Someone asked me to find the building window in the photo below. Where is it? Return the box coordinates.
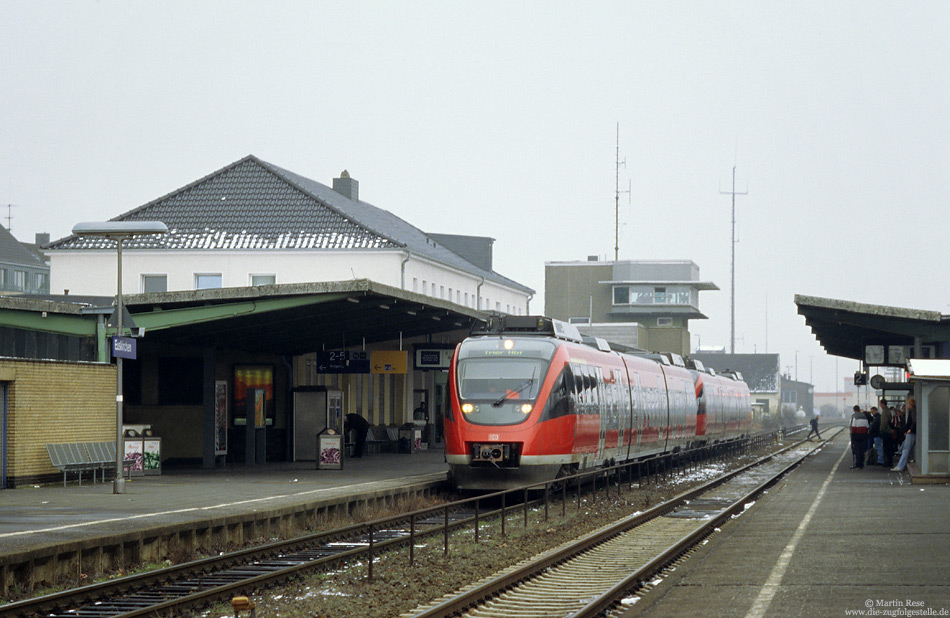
[0,269,5,287]
[431,283,436,296]
[35,272,48,292]
[657,317,673,327]
[142,274,168,293]
[422,280,427,295]
[13,270,25,290]
[440,285,445,299]
[464,292,469,306]
[613,286,629,305]
[251,274,276,286]
[654,287,666,304]
[195,273,223,289]
[413,277,418,293]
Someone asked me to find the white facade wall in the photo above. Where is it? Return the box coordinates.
[50,249,531,314]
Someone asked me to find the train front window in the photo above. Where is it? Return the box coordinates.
[456,337,555,425]
[459,359,546,400]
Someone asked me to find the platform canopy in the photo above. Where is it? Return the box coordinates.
[795,294,950,362]
[115,279,485,355]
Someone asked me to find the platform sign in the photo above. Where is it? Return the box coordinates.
[371,350,408,374]
[414,348,453,370]
[315,351,370,374]
[111,336,137,360]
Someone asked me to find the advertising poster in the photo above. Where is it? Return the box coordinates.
[233,365,274,425]
[124,440,144,475]
[214,380,228,455]
[254,389,265,428]
[143,438,161,474]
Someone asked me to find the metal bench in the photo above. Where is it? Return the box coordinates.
[46,442,135,487]
[46,443,98,487]
[85,441,116,483]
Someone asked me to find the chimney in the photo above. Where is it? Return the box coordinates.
[35,232,50,247]
[332,170,359,201]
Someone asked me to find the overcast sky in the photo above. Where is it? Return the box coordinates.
[3,2,948,394]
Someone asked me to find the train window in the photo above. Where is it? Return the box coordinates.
[540,365,576,422]
[458,358,546,401]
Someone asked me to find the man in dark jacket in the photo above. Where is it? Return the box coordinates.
[344,413,371,458]
[879,399,895,467]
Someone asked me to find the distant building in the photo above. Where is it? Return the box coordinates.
[0,227,50,295]
[46,155,533,312]
[780,377,815,420]
[545,257,718,356]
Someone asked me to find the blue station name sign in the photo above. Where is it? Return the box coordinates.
[111,336,137,360]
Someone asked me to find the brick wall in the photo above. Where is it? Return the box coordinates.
[2,358,115,487]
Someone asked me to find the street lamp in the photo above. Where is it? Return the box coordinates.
[72,221,168,494]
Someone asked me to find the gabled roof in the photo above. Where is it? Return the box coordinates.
[0,226,48,269]
[47,155,534,294]
[691,352,781,393]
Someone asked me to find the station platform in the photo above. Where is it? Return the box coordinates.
[0,447,449,592]
[622,431,950,618]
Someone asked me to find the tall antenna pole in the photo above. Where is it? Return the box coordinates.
[720,166,747,354]
[2,204,15,231]
[614,123,630,261]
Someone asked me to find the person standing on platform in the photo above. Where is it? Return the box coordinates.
[807,414,822,440]
[344,413,371,458]
[892,396,917,473]
[879,399,896,468]
[867,406,881,465]
[849,405,869,469]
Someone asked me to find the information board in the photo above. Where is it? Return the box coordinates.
[315,351,370,374]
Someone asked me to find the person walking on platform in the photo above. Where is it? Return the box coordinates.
[849,405,869,469]
[879,399,896,468]
[344,413,371,458]
[892,396,917,473]
[807,414,822,440]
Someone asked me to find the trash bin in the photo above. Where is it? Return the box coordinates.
[398,424,415,454]
[317,428,343,470]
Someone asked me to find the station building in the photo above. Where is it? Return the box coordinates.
[0,156,534,487]
[544,257,718,357]
[0,226,50,295]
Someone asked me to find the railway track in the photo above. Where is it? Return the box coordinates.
[0,431,801,618]
[0,507,472,618]
[404,429,841,618]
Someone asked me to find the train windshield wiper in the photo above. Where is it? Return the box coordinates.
[492,369,536,407]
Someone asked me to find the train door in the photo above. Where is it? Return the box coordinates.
[595,366,607,463]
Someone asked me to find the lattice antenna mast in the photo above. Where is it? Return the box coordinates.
[719,166,747,354]
[614,123,631,261]
[3,204,15,231]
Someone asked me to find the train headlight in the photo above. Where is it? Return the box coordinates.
[503,339,514,350]
[461,403,474,413]
[520,403,533,414]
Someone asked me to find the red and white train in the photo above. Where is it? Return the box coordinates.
[445,316,752,490]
